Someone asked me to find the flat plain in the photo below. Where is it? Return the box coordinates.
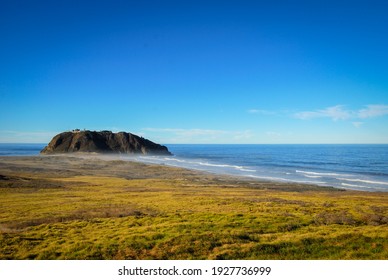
[0,155,387,259]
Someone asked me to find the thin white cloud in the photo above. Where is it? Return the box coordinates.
[294,105,352,121]
[143,128,228,137]
[352,122,364,128]
[142,128,255,143]
[233,130,254,140]
[358,105,388,119]
[248,109,276,115]
[295,104,388,121]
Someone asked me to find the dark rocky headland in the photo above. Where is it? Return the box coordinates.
[40,130,172,155]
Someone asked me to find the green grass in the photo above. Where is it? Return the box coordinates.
[1,160,387,259]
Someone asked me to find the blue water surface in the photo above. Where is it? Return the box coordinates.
[0,143,45,156]
[1,143,388,191]
[136,144,388,192]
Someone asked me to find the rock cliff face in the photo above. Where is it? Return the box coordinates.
[40,130,172,155]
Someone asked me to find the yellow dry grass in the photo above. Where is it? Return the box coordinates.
[0,156,387,259]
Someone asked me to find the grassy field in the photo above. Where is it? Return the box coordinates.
[0,156,387,259]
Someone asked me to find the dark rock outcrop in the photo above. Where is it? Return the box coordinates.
[40,130,172,155]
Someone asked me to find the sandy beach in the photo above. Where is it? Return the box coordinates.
[1,155,387,259]
[0,155,341,190]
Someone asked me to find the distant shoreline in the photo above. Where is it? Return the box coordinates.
[0,154,341,193]
[1,143,388,192]
[0,153,384,192]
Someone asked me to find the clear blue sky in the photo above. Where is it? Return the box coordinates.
[1,0,388,144]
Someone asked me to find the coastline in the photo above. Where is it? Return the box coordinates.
[1,155,387,259]
[0,154,343,192]
[2,143,388,192]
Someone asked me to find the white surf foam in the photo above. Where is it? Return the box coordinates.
[163,157,187,163]
[296,170,351,177]
[338,178,388,186]
[246,175,289,181]
[302,175,323,179]
[197,161,256,172]
[341,183,374,189]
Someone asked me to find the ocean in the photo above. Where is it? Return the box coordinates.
[0,143,46,156]
[1,143,388,192]
[136,144,388,192]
